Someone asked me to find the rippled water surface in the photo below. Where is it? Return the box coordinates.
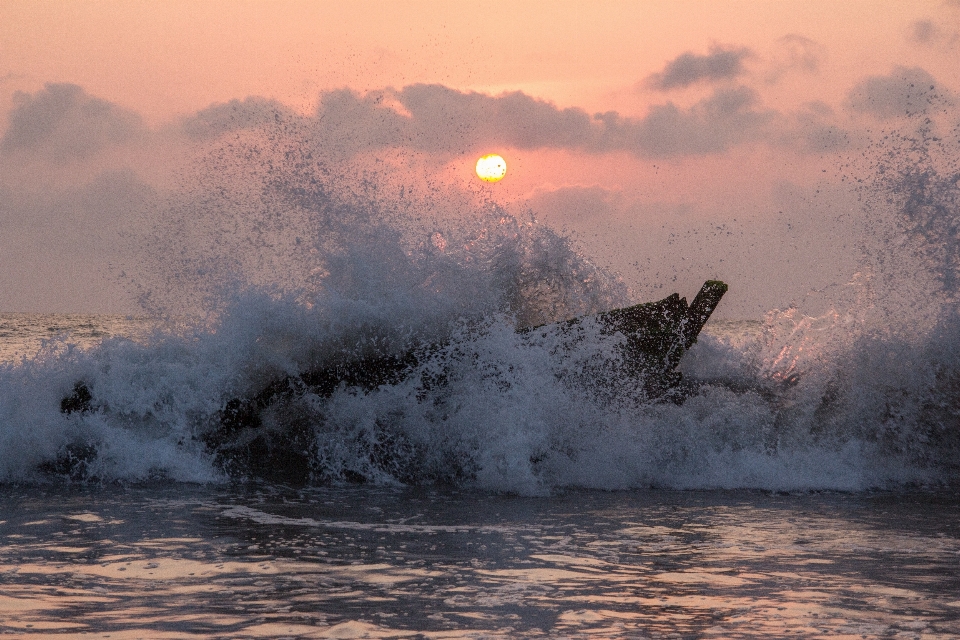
[1,485,958,638]
[0,314,157,363]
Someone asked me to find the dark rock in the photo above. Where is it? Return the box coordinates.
[60,382,93,414]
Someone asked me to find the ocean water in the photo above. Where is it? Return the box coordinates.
[2,122,960,636]
[0,314,157,364]
[1,484,959,638]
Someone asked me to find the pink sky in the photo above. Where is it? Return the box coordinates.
[1,1,958,315]
[3,1,954,121]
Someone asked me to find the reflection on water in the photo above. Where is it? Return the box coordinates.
[0,486,958,638]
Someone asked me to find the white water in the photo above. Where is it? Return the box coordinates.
[1,122,958,493]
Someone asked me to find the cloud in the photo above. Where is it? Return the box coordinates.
[766,35,824,82]
[772,102,851,153]
[630,86,775,156]
[306,85,591,156]
[0,83,143,163]
[847,66,953,119]
[306,83,778,159]
[168,82,838,159]
[401,84,601,152]
[910,19,938,44]
[0,80,816,178]
[907,16,960,48]
[645,45,751,91]
[180,97,303,140]
[307,85,601,156]
[116,79,855,164]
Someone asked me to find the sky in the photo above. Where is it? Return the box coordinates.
[1,0,959,316]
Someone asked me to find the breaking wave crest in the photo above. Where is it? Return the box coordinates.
[1,121,959,493]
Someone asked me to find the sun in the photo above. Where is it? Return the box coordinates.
[476,154,507,182]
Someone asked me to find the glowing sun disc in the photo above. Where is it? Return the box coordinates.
[476,154,507,182]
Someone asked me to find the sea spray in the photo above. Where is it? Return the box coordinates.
[2,118,959,490]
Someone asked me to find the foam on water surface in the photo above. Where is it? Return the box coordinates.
[1,485,958,637]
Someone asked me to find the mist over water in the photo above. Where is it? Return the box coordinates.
[1,117,959,493]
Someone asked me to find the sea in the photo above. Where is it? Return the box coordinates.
[2,129,960,637]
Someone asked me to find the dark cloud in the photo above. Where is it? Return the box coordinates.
[308,85,598,156]
[0,83,143,162]
[772,102,851,154]
[847,67,952,119]
[306,83,777,159]
[180,97,302,140]
[910,19,938,44]
[186,83,838,159]
[2,79,851,173]
[401,84,597,152]
[631,86,775,156]
[645,45,751,91]
[158,80,858,163]
[907,16,960,48]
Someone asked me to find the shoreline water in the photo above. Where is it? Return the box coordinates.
[1,483,958,637]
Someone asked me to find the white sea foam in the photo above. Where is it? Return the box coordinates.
[1,122,958,492]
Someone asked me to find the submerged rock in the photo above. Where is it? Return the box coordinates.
[61,382,94,415]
